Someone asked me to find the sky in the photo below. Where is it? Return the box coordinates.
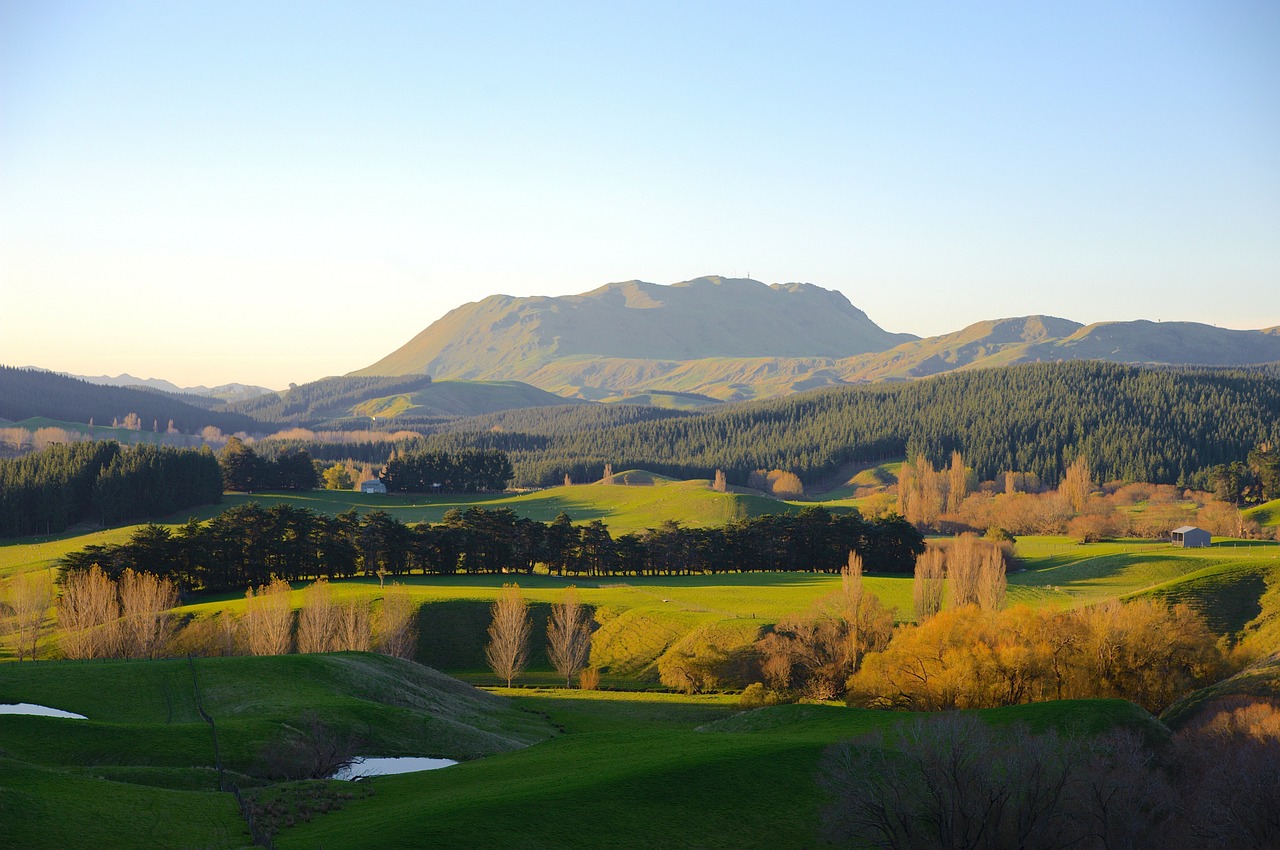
[1,1,1277,389]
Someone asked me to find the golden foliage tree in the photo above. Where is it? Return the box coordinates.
[1060,455,1093,514]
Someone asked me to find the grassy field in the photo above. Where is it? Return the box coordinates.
[0,651,1160,849]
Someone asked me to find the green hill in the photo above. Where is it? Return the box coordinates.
[352,379,585,418]
[0,653,554,849]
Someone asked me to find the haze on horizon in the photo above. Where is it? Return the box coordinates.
[1,1,1277,389]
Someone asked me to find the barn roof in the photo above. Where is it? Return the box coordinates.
[1171,525,1202,534]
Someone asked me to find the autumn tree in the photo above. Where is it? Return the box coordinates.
[1060,454,1093,514]
[546,585,592,686]
[118,569,178,659]
[485,583,531,687]
[712,469,728,493]
[4,570,54,662]
[376,583,417,659]
[322,464,354,491]
[601,463,613,482]
[296,578,337,653]
[243,577,293,655]
[57,565,119,660]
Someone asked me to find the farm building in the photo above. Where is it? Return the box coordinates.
[360,479,387,495]
[1171,525,1210,548]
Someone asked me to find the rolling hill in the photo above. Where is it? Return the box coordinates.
[353,277,1280,401]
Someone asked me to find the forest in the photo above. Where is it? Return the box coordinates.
[260,363,1280,490]
[0,442,222,537]
[0,365,263,434]
[56,502,924,592]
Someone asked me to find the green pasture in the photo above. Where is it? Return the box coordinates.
[1245,498,1280,529]
[273,695,1159,850]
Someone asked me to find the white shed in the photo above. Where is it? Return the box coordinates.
[360,479,388,495]
[1171,525,1210,548]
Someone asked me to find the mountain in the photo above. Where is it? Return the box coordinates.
[356,277,1280,402]
[840,317,1280,381]
[356,276,915,384]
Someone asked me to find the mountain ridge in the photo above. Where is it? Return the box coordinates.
[355,277,1280,402]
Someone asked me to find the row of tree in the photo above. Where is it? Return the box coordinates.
[0,441,222,537]
[380,448,514,492]
[6,565,418,662]
[58,503,925,593]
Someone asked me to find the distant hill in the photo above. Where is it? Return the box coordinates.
[839,317,1280,381]
[355,277,1280,401]
[352,380,588,419]
[0,365,265,435]
[23,368,276,402]
[223,373,579,423]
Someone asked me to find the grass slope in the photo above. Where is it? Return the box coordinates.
[1245,498,1280,529]
[273,696,1160,850]
[352,379,582,418]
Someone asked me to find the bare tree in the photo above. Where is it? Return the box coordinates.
[712,469,728,493]
[947,534,983,608]
[118,569,178,659]
[912,548,945,622]
[57,565,120,660]
[334,599,372,651]
[976,544,1007,613]
[486,583,531,687]
[243,578,294,656]
[947,450,968,514]
[376,584,417,659]
[296,578,337,653]
[601,463,613,482]
[4,570,54,661]
[547,585,592,686]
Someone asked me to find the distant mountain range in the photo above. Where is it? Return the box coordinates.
[21,368,276,402]
[356,276,1280,402]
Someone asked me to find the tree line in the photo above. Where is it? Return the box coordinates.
[0,441,223,537]
[58,503,925,593]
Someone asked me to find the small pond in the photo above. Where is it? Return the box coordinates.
[0,703,88,720]
[333,756,458,781]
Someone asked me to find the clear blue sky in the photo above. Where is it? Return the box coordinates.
[2,1,1277,388]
